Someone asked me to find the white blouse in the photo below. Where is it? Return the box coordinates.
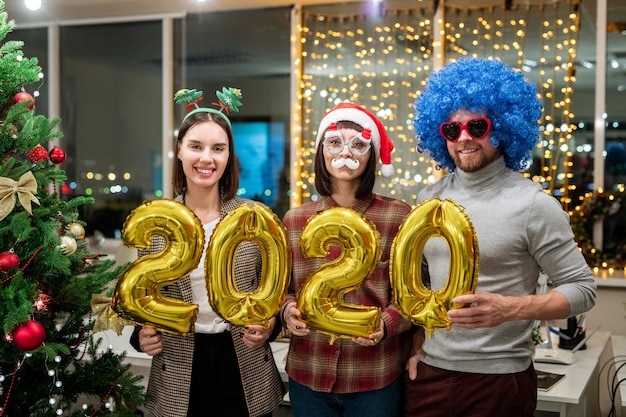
[189,218,230,334]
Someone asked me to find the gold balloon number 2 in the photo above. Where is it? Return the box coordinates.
[391,198,479,338]
[297,207,382,344]
[112,199,204,335]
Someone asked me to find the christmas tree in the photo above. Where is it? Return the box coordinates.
[0,1,146,415]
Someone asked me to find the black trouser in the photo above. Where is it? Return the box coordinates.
[187,331,272,417]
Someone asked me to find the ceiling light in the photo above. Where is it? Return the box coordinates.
[580,59,594,69]
[24,0,41,11]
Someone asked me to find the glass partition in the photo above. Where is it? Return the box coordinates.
[174,7,292,218]
[58,21,163,238]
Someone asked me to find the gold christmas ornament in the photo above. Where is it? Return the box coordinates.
[66,222,86,240]
[59,235,77,256]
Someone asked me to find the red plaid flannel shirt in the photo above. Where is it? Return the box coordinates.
[282,194,413,393]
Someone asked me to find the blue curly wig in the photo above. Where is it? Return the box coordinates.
[414,58,543,172]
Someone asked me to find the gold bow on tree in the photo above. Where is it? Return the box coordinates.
[0,171,40,221]
[91,293,134,336]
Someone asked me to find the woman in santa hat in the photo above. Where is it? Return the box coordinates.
[280,102,413,417]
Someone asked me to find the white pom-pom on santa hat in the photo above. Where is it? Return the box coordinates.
[316,101,394,177]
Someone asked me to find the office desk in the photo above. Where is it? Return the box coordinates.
[535,330,612,417]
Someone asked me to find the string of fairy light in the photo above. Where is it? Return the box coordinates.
[297,6,435,206]
[293,0,581,208]
[0,353,113,416]
[534,3,581,212]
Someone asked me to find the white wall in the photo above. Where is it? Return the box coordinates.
[586,280,626,337]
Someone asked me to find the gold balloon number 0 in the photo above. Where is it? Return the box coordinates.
[112,199,204,335]
[297,207,382,344]
[391,198,479,338]
[206,203,290,328]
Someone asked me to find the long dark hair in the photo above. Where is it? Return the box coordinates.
[314,120,377,199]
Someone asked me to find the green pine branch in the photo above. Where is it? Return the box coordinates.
[0,0,147,414]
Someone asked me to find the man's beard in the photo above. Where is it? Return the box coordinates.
[452,148,500,173]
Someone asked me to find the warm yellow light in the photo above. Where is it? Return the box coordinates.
[296,2,579,209]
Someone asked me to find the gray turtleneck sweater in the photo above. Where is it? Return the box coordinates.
[418,156,596,374]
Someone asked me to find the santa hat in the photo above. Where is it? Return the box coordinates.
[316,102,395,177]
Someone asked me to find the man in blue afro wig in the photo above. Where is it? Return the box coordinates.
[404,57,596,417]
[414,57,542,172]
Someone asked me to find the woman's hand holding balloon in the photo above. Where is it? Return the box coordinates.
[352,321,385,347]
[138,326,163,356]
[242,317,276,349]
[283,301,309,337]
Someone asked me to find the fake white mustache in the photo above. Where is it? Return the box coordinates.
[331,158,360,170]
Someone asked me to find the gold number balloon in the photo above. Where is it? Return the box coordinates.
[297,207,382,344]
[112,199,204,335]
[390,198,479,339]
[205,203,290,328]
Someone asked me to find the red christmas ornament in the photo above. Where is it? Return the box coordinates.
[0,249,19,271]
[12,320,46,351]
[49,146,66,164]
[27,145,48,163]
[13,91,35,110]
